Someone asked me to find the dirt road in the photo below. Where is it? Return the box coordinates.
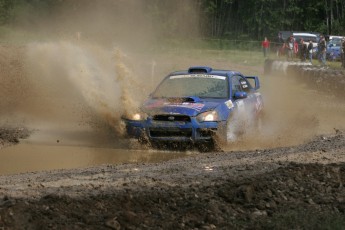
[0,45,345,229]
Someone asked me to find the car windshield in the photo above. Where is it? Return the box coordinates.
[329,43,341,47]
[152,74,228,99]
[328,40,341,47]
[294,35,317,43]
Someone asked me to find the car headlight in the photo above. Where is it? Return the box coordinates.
[122,111,148,121]
[196,110,219,122]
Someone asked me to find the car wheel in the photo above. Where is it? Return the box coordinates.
[214,114,241,148]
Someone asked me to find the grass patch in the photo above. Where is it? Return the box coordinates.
[157,48,264,67]
[0,28,342,70]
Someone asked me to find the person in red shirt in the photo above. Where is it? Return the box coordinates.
[294,39,299,59]
[262,37,270,58]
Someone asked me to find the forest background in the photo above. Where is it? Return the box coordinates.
[0,0,344,46]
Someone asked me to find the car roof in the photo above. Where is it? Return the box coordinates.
[279,31,320,40]
[169,66,242,77]
[329,35,344,39]
[292,32,317,37]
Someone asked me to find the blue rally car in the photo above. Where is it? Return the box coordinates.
[122,66,263,150]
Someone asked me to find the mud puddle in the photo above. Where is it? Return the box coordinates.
[0,127,191,176]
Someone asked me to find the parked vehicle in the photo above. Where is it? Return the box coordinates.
[326,39,342,61]
[277,32,319,58]
[122,66,264,151]
[327,35,344,41]
[292,32,318,53]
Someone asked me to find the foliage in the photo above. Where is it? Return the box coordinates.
[0,0,344,41]
[199,0,345,40]
[0,0,14,25]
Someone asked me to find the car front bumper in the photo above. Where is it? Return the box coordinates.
[123,118,225,143]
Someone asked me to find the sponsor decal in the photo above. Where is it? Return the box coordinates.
[240,80,248,88]
[225,100,234,109]
[165,102,205,111]
[170,74,226,80]
[145,100,205,111]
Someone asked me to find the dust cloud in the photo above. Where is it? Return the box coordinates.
[223,68,345,151]
[264,70,345,139]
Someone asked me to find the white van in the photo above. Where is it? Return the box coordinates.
[292,32,318,53]
[292,32,318,44]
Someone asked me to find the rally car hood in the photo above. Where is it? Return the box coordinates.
[142,97,221,117]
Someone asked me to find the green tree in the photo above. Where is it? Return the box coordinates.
[1,0,345,40]
[199,0,345,39]
[0,0,14,25]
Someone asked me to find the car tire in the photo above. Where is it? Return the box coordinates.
[214,113,241,149]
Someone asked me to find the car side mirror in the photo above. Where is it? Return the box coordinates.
[234,91,247,99]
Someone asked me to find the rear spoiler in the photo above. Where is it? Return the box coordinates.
[244,76,260,90]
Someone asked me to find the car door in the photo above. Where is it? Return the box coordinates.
[231,75,259,128]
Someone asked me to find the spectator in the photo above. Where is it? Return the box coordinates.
[318,36,327,66]
[299,38,308,61]
[294,39,299,59]
[342,38,345,68]
[307,40,314,63]
[262,37,270,58]
[276,32,285,57]
[277,33,284,44]
[286,35,294,61]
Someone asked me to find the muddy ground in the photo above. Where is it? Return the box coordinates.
[1,45,345,229]
[0,127,345,229]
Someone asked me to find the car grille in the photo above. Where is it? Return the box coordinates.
[152,115,191,122]
[149,128,192,138]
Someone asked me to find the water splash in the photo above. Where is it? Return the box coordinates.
[25,41,141,134]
